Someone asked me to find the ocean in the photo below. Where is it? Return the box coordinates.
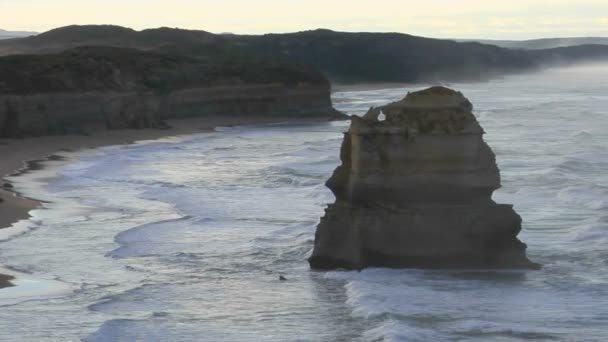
[1,64,608,341]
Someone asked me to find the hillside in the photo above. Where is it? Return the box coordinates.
[2,26,608,83]
[232,30,538,82]
[0,25,217,55]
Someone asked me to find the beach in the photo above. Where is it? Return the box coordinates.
[0,115,329,231]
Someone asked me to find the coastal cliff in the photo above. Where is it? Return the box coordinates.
[309,86,539,270]
[0,84,337,137]
[0,47,341,137]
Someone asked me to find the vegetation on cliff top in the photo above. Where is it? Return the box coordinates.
[1,25,608,85]
[0,46,328,95]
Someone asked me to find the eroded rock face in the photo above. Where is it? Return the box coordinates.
[0,46,343,137]
[0,84,340,137]
[309,86,539,270]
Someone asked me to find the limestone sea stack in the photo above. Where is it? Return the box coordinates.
[309,86,539,270]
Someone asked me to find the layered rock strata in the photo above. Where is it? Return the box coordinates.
[0,84,338,137]
[309,86,539,270]
[0,47,342,137]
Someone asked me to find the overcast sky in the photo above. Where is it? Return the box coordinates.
[1,0,607,39]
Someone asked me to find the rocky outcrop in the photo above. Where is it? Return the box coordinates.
[309,86,539,270]
[0,92,166,137]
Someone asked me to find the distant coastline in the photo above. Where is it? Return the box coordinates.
[0,29,36,40]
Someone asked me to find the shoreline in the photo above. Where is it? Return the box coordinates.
[0,115,343,285]
[0,115,340,232]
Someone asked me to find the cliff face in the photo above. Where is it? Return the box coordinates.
[0,47,341,137]
[0,84,337,137]
[309,86,539,270]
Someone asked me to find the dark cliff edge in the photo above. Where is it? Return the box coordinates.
[0,46,343,138]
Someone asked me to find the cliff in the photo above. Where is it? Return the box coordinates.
[0,47,342,137]
[309,86,539,270]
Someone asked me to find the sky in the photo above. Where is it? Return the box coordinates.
[1,0,607,39]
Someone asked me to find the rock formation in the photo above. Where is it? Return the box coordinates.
[0,84,339,137]
[0,47,343,137]
[309,86,539,270]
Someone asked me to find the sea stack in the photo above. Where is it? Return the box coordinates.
[309,86,539,270]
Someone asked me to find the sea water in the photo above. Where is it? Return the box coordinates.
[0,64,607,341]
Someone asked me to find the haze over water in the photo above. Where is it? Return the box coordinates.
[1,65,607,341]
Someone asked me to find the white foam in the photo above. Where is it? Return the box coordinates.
[575,221,608,242]
[0,267,73,306]
[557,186,608,210]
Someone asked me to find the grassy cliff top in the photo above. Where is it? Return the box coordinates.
[0,46,328,95]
